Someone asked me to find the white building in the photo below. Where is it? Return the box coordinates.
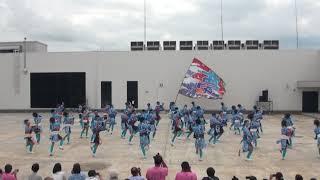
[0,41,319,112]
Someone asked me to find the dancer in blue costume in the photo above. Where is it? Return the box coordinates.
[138,116,151,159]
[282,113,295,148]
[208,113,223,144]
[61,112,74,146]
[241,119,254,161]
[154,101,164,126]
[313,119,320,157]
[80,111,90,138]
[277,119,290,160]
[32,112,43,144]
[90,131,101,157]
[107,105,117,135]
[49,117,64,156]
[193,118,206,161]
[24,119,36,153]
[128,110,138,145]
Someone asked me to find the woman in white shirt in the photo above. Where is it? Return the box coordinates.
[52,163,67,180]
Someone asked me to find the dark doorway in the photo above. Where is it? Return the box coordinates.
[101,81,112,108]
[302,91,318,112]
[127,81,138,108]
[30,73,86,108]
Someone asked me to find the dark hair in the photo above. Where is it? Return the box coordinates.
[24,119,29,125]
[52,163,62,174]
[181,161,191,172]
[284,113,291,119]
[206,167,215,177]
[221,102,224,105]
[247,113,254,120]
[32,112,38,117]
[232,176,239,180]
[153,154,163,166]
[71,163,81,174]
[31,163,39,173]
[275,172,284,180]
[4,164,12,173]
[295,174,303,180]
[237,104,241,107]
[211,113,216,116]
[281,120,287,127]
[50,109,55,113]
[246,176,257,180]
[196,118,201,125]
[88,170,96,177]
[314,119,320,127]
[131,167,139,176]
[50,117,55,124]
[63,112,68,117]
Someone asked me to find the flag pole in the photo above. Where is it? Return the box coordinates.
[174,59,194,104]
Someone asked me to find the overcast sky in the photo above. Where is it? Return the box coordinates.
[0,0,319,51]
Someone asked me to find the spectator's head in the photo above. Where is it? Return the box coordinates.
[295,174,303,180]
[206,167,215,177]
[153,153,163,166]
[109,169,119,180]
[221,102,224,106]
[284,113,291,119]
[275,172,284,180]
[181,161,191,172]
[52,163,62,174]
[31,163,39,173]
[44,177,54,180]
[246,176,257,180]
[4,164,12,173]
[88,170,97,177]
[71,163,81,174]
[24,119,30,126]
[131,167,140,176]
[310,178,317,180]
[281,120,287,127]
[32,112,38,117]
[314,119,320,127]
[232,176,239,180]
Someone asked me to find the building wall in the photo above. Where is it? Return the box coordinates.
[0,50,319,111]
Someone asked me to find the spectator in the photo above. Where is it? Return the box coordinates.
[28,163,42,180]
[68,163,85,180]
[175,161,197,180]
[44,178,54,180]
[2,164,18,180]
[52,163,66,180]
[109,169,119,180]
[246,176,257,180]
[232,177,239,180]
[146,153,168,180]
[269,172,284,180]
[202,167,219,180]
[86,170,101,180]
[295,175,303,180]
[129,167,144,180]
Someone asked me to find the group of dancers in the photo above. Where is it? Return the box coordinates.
[23,101,320,161]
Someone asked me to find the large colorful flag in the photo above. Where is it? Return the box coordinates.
[178,58,226,99]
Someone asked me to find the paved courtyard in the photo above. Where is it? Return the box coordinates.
[0,113,319,179]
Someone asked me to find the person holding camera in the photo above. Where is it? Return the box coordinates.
[128,167,144,180]
[146,153,168,180]
[2,164,18,180]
